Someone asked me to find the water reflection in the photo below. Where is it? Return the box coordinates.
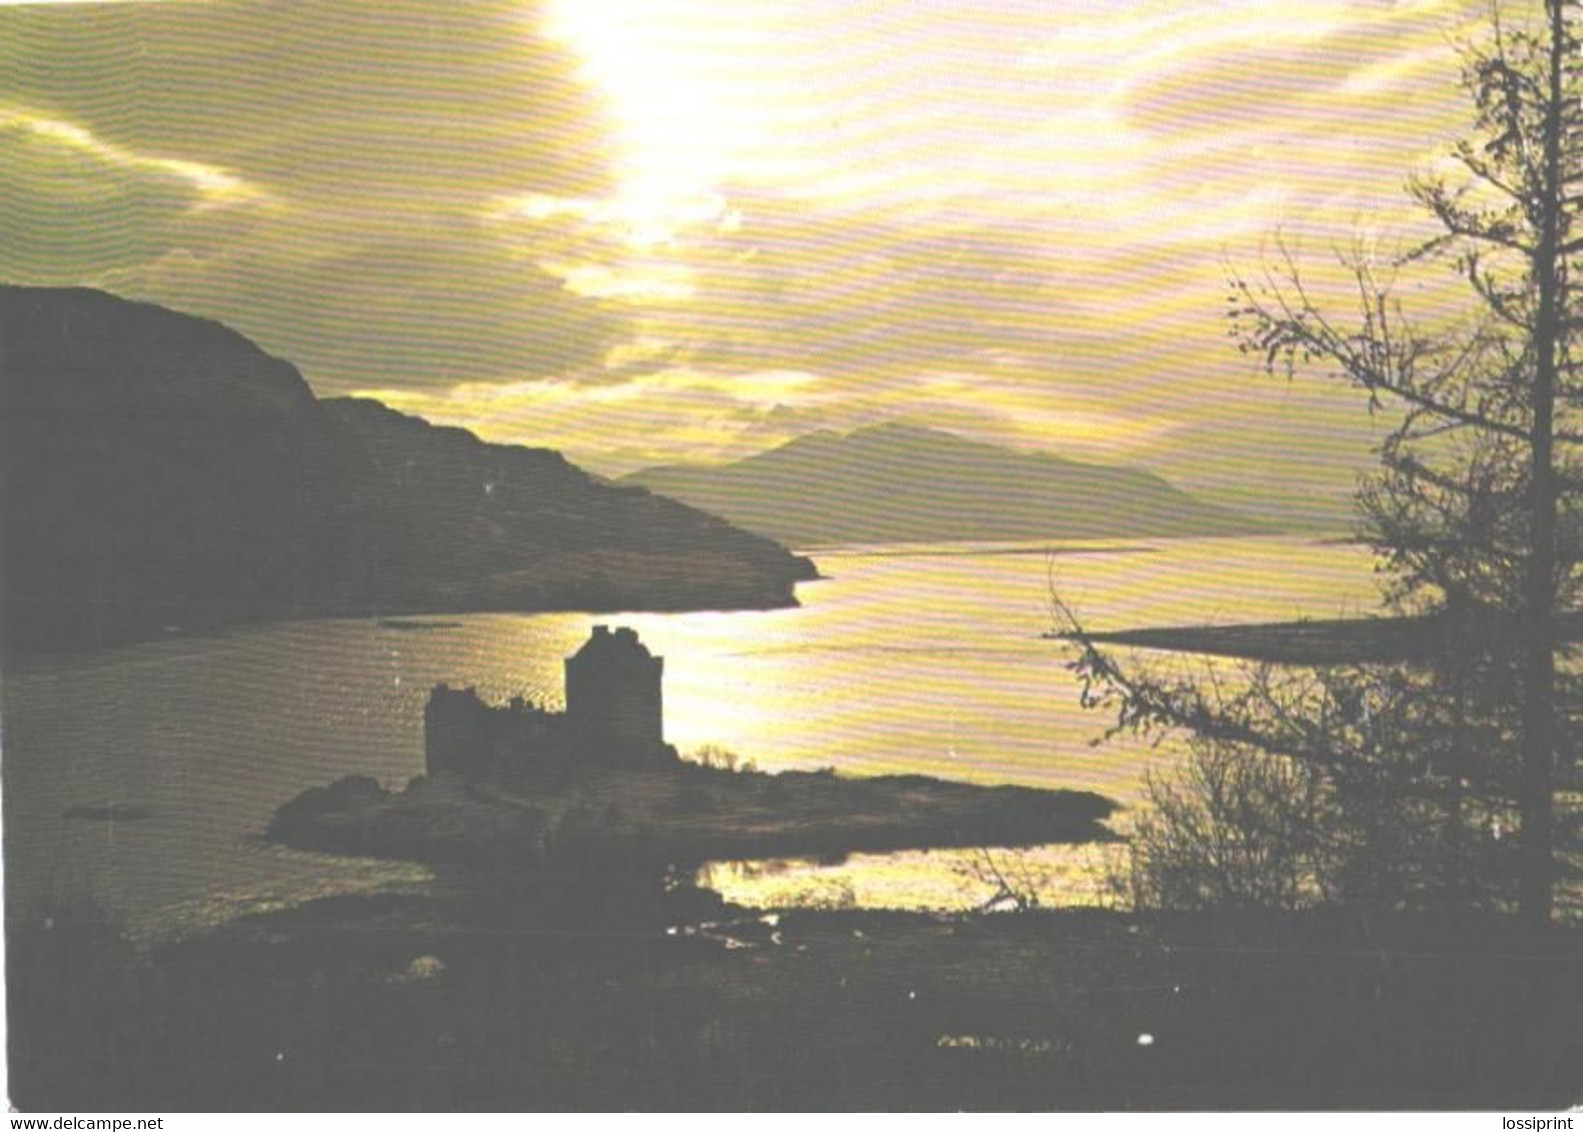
[639,535,1377,798]
[698,842,1124,913]
[3,535,1377,933]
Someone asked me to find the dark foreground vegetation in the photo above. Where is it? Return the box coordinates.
[8,889,1581,1111]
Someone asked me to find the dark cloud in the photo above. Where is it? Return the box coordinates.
[0,0,1479,523]
[3,0,612,202]
[649,188,1084,379]
[0,114,220,281]
[99,208,628,389]
[0,0,628,392]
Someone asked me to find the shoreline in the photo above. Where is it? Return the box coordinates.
[266,763,1120,870]
[1069,610,1583,665]
[0,576,819,667]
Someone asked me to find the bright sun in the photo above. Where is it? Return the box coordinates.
[545,0,748,226]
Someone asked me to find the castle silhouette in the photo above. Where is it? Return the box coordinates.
[425,625,675,778]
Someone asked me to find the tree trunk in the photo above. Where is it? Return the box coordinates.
[1518,0,1567,932]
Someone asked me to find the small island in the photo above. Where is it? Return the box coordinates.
[270,626,1118,877]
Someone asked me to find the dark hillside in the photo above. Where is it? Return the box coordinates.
[0,286,813,654]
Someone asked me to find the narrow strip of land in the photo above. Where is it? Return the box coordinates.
[1071,610,1583,665]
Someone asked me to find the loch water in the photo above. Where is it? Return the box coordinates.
[2,535,1378,936]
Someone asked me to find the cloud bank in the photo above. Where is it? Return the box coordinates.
[1,0,1502,521]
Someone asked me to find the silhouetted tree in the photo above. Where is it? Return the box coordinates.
[1062,0,1581,925]
[1057,616,1525,913]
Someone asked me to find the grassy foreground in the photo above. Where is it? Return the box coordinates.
[8,888,1581,1111]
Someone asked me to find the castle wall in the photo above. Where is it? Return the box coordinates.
[425,685,564,778]
[426,626,671,779]
[425,685,493,778]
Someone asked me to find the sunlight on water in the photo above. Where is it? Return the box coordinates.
[640,535,1376,799]
[2,536,1378,931]
[697,842,1127,914]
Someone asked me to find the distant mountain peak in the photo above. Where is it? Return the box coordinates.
[622,420,1271,548]
[848,420,934,438]
[840,421,964,444]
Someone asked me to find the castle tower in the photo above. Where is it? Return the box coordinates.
[564,625,665,763]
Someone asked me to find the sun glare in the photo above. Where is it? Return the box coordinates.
[546,0,743,230]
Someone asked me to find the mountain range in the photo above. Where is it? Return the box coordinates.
[0,286,815,654]
[621,423,1269,547]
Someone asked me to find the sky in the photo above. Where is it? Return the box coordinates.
[0,0,1507,522]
